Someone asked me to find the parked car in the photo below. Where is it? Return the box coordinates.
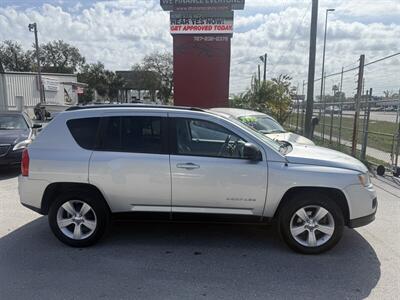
[325,105,341,114]
[0,111,41,168]
[19,105,377,254]
[211,108,314,145]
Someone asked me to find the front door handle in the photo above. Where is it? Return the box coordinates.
[176,163,200,170]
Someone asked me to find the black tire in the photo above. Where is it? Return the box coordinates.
[377,165,385,176]
[48,191,110,247]
[278,192,344,254]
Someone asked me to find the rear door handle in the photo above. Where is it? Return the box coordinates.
[176,163,200,170]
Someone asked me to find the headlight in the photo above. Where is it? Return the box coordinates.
[12,139,32,151]
[358,172,371,187]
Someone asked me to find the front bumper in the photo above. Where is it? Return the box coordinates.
[348,208,376,228]
[344,183,377,224]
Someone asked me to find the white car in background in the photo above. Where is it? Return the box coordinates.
[211,108,314,145]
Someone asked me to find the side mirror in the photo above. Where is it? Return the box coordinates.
[32,123,42,129]
[243,143,262,161]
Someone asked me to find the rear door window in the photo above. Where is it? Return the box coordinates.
[100,116,166,154]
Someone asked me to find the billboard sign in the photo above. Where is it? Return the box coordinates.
[161,0,245,11]
[37,76,59,92]
[170,11,233,34]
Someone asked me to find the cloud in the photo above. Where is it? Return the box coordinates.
[0,0,399,96]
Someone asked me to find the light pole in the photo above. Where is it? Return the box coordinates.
[28,22,45,105]
[304,0,319,139]
[259,53,267,82]
[320,8,335,140]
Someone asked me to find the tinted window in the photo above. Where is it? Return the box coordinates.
[67,118,100,150]
[175,118,246,159]
[101,116,165,154]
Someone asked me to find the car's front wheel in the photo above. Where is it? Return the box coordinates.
[48,192,110,247]
[279,192,344,254]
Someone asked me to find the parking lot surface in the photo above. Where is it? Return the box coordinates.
[0,170,399,300]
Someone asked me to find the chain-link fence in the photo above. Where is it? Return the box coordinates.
[287,53,400,174]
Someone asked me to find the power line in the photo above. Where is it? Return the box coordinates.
[270,2,311,76]
[305,52,400,84]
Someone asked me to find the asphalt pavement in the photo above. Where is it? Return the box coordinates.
[0,170,399,300]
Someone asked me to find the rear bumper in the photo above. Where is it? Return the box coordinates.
[18,176,49,214]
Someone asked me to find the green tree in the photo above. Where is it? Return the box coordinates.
[78,62,126,102]
[136,52,173,104]
[231,74,294,124]
[131,64,161,101]
[105,70,126,99]
[78,62,109,102]
[35,40,85,74]
[0,40,33,71]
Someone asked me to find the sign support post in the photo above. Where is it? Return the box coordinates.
[161,0,245,108]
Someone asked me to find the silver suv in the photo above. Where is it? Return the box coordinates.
[19,105,377,254]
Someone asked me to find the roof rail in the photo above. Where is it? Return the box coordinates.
[65,104,205,112]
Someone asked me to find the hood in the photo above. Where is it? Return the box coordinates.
[286,144,368,173]
[0,129,29,145]
[267,132,315,145]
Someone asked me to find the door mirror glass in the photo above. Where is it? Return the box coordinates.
[243,143,262,161]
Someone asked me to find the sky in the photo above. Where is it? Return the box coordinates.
[1,0,399,97]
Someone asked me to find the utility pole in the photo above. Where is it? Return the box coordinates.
[258,65,261,86]
[351,54,365,157]
[304,0,319,139]
[28,23,45,105]
[260,54,267,82]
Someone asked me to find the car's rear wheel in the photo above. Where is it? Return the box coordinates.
[278,192,344,254]
[48,192,110,247]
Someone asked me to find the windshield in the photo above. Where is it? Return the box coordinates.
[222,114,282,152]
[0,115,28,130]
[238,115,286,134]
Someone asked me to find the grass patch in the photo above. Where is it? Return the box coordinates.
[287,113,398,153]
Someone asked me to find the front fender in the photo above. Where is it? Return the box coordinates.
[264,161,359,218]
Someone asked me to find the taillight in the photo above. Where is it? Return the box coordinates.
[21,149,29,176]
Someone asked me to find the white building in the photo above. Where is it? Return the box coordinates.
[0,71,86,114]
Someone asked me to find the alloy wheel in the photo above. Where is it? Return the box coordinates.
[289,205,335,248]
[56,200,97,240]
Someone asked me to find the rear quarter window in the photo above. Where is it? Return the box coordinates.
[67,118,100,150]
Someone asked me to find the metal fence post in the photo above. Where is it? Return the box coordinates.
[395,98,400,168]
[338,102,343,145]
[352,54,365,157]
[296,97,300,132]
[329,100,334,143]
[321,72,327,142]
[361,88,372,161]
